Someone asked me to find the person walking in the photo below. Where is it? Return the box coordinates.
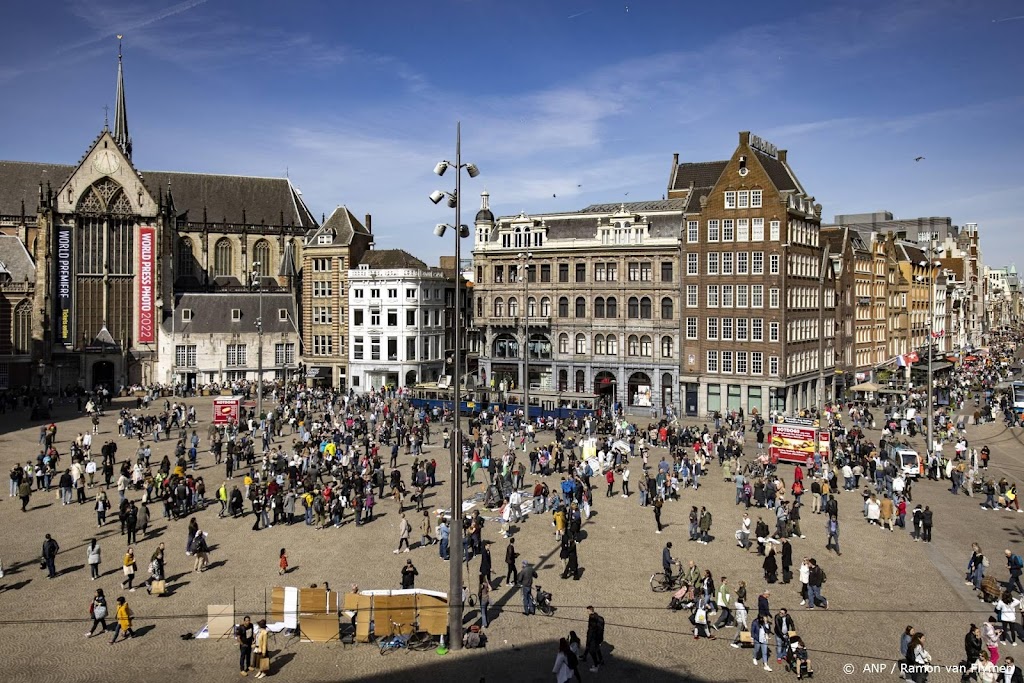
[807,558,828,609]
[699,506,713,544]
[41,533,60,579]
[752,614,773,671]
[420,510,433,547]
[921,506,934,543]
[654,495,664,534]
[278,548,289,576]
[87,538,102,580]
[605,468,615,497]
[553,638,574,683]
[479,541,493,587]
[190,530,210,572]
[109,596,135,644]
[86,588,108,637]
[236,616,255,676]
[996,592,1021,647]
[584,606,605,672]
[505,538,519,586]
[774,608,796,666]
[825,515,842,556]
[395,513,412,554]
[1007,549,1024,594]
[479,580,491,629]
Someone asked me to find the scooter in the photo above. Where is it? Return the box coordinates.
[535,585,554,616]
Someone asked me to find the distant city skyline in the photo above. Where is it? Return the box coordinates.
[0,0,1021,266]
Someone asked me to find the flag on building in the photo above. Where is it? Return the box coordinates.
[895,352,920,367]
[930,330,945,339]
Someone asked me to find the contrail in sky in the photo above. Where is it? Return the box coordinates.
[993,15,1024,22]
[568,9,593,19]
[57,0,211,55]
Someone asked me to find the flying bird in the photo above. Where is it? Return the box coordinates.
[552,194,557,198]
[914,156,925,162]
[577,184,582,188]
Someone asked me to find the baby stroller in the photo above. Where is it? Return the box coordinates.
[668,582,695,611]
[785,636,814,679]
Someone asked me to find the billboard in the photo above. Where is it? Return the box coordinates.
[212,397,240,425]
[769,423,818,465]
[137,226,156,344]
[55,224,74,344]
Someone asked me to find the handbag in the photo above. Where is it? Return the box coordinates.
[257,654,271,672]
[151,579,166,595]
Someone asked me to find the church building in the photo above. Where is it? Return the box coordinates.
[0,44,319,390]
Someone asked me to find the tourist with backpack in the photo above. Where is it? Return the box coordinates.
[1007,549,1024,594]
[584,606,605,672]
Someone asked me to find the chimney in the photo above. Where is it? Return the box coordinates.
[778,149,787,163]
[365,213,372,235]
[739,131,751,146]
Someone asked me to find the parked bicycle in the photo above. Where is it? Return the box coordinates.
[377,619,434,655]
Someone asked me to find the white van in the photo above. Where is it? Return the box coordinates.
[892,446,922,478]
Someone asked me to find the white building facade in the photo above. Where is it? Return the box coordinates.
[347,250,452,391]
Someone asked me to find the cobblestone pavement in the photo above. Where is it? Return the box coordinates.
[0,397,1020,682]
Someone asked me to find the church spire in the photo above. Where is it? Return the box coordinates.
[114,34,132,159]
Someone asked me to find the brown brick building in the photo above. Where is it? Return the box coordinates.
[671,131,837,416]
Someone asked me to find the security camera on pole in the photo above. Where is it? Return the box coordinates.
[429,122,478,651]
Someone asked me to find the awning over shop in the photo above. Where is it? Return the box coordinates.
[306,366,332,379]
[849,382,882,392]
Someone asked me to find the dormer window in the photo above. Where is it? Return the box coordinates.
[231,309,241,322]
[181,309,193,322]
[317,234,332,244]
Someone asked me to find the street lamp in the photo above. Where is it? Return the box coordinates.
[251,262,264,424]
[518,249,533,432]
[429,121,477,650]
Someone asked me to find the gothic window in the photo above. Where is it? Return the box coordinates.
[253,240,271,276]
[177,237,194,276]
[12,300,31,354]
[214,238,233,277]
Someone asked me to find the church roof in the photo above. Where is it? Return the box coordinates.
[0,160,318,229]
[0,234,36,283]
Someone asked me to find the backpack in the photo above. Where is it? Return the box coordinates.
[1013,555,1023,571]
[566,649,579,669]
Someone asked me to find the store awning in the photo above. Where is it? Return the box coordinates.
[849,382,881,392]
[306,366,332,379]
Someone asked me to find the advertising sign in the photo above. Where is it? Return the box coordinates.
[137,226,156,344]
[212,397,240,425]
[55,224,74,344]
[635,385,653,407]
[769,424,818,465]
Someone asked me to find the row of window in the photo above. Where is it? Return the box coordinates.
[706,350,777,376]
[489,295,675,320]
[351,287,443,300]
[723,189,763,210]
[352,335,441,361]
[554,332,675,359]
[687,251,776,276]
[688,317,776,343]
[174,343,296,368]
[178,237,278,279]
[686,284,779,309]
[351,309,443,327]
[483,261,674,285]
[685,217,780,243]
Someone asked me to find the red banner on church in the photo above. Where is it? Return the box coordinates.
[138,226,156,344]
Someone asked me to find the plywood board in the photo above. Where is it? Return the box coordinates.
[299,588,329,614]
[342,592,360,613]
[300,613,339,643]
[416,594,448,636]
[354,595,373,643]
[207,604,235,640]
[270,587,285,623]
[390,594,416,635]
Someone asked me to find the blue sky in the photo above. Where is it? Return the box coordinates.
[1,0,1022,267]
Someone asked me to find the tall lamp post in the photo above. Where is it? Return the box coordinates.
[519,249,533,430]
[251,263,264,422]
[429,121,479,650]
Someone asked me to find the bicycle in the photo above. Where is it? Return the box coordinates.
[377,619,435,655]
[650,563,686,593]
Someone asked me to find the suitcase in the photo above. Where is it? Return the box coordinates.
[150,579,166,595]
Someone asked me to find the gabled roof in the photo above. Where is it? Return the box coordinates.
[357,249,427,271]
[0,234,35,282]
[166,292,297,334]
[307,206,370,246]
[581,199,686,213]
[670,161,728,192]
[755,151,801,194]
[0,160,317,228]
